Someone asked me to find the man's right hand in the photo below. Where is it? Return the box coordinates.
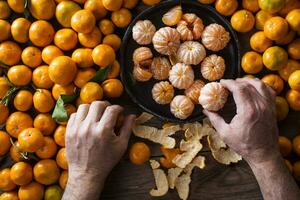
[204,78,279,165]
[204,78,300,200]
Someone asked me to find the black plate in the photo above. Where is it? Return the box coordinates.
[120,0,241,123]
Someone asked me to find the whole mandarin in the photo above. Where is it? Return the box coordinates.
[8,0,25,13]
[80,82,103,103]
[286,89,300,111]
[10,162,33,186]
[278,136,292,156]
[111,8,132,28]
[54,125,66,147]
[98,19,115,35]
[11,18,31,43]
[0,20,11,42]
[7,65,32,86]
[0,131,11,156]
[49,56,77,86]
[0,169,16,192]
[74,68,96,88]
[21,46,42,68]
[54,28,78,51]
[33,89,55,113]
[18,181,44,200]
[129,142,151,165]
[29,20,55,47]
[52,83,76,101]
[84,0,107,20]
[71,9,96,34]
[71,48,94,68]
[37,143,59,164]
[13,90,33,112]
[55,1,81,28]
[102,79,124,98]
[56,148,68,170]
[18,128,45,152]
[0,104,9,125]
[0,41,22,66]
[32,65,54,89]
[33,159,60,185]
[275,96,289,121]
[92,44,115,68]
[5,111,33,138]
[34,113,57,136]
[261,74,284,95]
[78,27,102,48]
[41,45,64,65]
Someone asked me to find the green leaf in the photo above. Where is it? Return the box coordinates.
[52,97,68,123]
[52,92,79,123]
[90,64,112,83]
[0,86,19,106]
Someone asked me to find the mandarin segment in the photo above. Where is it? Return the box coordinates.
[162,5,182,27]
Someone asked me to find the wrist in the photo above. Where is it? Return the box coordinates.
[247,149,283,170]
[64,171,107,200]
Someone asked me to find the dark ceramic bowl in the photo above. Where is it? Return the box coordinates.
[120,0,241,123]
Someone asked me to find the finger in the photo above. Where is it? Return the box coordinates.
[220,79,253,110]
[237,78,273,99]
[85,101,110,122]
[66,113,77,146]
[75,104,90,123]
[98,105,124,130]
[119,114,136,142]
[203,110,229,138]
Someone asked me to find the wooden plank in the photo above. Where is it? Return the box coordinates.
[101,152,263,200]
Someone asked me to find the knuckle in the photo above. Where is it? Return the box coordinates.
[106,105,123,113]
[91,101,105,107]
[78,104,90,111]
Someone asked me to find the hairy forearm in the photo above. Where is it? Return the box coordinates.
[249,152,300,200]
[62,173,106,200]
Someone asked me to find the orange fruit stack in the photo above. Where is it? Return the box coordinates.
[0,0,140,198]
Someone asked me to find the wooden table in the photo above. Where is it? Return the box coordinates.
[100,2,300,199]
[1,1,299,200]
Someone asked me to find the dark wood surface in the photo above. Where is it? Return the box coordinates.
[1,1,299,200]
[100,1,300,200]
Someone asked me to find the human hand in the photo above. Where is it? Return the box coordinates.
[63,101,135,200]
[204,78,279,165]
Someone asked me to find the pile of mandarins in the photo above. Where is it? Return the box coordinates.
[0,0,300,199]
[0,0,163,199]
[200,0,300,184]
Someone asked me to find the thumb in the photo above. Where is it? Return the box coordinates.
[203,110,228,137]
